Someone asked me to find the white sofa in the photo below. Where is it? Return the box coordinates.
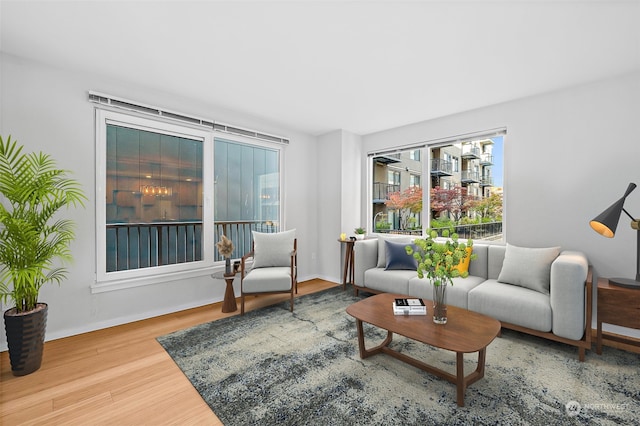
[353,236,593,361]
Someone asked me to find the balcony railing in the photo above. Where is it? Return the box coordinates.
[377,222,503,241]
[106,220,279,272]
[480,153,493,165]
[433,222,503,240]
[480,176,493,187]
[214,220,279,260]
[461,170,480,183]
[431,158,452,176]
[461,146,480,159]
[373,182,400,202]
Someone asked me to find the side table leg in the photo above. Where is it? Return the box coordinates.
[222,278,238,313]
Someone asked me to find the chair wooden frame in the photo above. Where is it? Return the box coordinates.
[240,238,297,315]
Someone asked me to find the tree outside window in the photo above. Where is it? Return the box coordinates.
[370,133,504,240]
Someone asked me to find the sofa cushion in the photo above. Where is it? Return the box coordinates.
[497,244,560,295]
[468,279,552,332]
[408,275,485,310]
[251,229,295,268]
[364,268,412,294]
[487,245,506,280]
[468,244,489,279]
[455,246,473,274]
[385,240,418,270]
[377,235,415,268]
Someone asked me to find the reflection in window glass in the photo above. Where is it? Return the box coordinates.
[214,138,280,259]
[105,124,203,271]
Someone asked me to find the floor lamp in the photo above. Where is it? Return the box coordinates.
[589,182,640,289]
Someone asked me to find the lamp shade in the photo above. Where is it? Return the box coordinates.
[589,183,637,238]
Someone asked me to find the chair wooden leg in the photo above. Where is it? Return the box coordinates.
[290,292,294,312]
[241,294,245,315]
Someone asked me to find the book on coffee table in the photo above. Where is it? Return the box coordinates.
[393,298,426,315]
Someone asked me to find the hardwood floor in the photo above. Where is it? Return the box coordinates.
[0,279,338,425]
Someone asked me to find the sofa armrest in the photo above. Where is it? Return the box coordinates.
[550,250,589,340]
[354,239,378,287]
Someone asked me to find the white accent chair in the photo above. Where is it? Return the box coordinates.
[240,230,297,315]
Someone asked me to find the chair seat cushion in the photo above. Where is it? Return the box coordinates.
[243,267,292,293]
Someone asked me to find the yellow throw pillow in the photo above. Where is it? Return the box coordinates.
[455,247,473,274]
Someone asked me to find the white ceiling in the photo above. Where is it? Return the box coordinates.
[2,1,639,136]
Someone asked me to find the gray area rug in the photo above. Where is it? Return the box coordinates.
[157,286,640,425]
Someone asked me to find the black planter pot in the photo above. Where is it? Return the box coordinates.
[4,303,48,376]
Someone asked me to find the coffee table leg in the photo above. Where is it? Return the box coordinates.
[455,348,487,407]
[355,319,393,359]
[456,352,465,407]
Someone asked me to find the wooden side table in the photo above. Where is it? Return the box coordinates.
[221,273,238,313]
[338,238,355,290]
[596,278,640,354]
[212,272,238,313]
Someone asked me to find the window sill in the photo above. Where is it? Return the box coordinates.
[91,266,223,294]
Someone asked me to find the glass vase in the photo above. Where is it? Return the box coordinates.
[225,257,232,275]
[432,282,448,324]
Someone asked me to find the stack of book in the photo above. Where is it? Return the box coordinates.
[393,298,427,315]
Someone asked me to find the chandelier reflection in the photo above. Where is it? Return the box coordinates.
[140,185,172,197]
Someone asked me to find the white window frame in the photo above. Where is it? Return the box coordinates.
[93,109,214,293]
[366,128,506,238]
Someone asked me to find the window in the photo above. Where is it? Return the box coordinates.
[388,170,400,186]
[213,137,282,260]
[94,105,285,290]
[95,109,213,285]
[368,131,504,241]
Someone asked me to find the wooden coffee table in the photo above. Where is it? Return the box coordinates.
[346,293,501,407]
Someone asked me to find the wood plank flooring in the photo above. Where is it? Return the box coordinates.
[0,279,338,425]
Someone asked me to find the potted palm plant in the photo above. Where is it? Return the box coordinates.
[0,136,86,376]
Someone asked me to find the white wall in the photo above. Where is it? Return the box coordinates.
[317,131,343,282]
[362,71,640,337]
[316,129,362,283]
[0,53,321,350]
[341,130,363,232]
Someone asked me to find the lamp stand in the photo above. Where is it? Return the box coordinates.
[609,219,640,289]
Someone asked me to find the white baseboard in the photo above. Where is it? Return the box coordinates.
[0,297,219,353]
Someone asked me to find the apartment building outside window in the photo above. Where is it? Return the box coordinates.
[369,131,504,241]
